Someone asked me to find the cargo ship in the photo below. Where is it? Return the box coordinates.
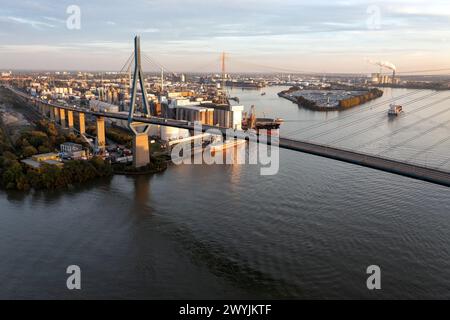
[388,104,403,116]
[242,105,283,136]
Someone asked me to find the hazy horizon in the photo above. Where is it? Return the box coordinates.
[1,0,450,74]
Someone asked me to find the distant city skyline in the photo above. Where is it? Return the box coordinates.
[1,0,450,74]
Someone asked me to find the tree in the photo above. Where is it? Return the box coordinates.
[38,145,51,153]
[29,131,49,148]
[89,157,112,176]
[2,161,24,189]
[22,145,38,158]
[40,164,66,189]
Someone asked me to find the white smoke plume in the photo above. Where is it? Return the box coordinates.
[366,59,396,72]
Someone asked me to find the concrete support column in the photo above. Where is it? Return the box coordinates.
[67,110,74,130]
[96,116,106,149]
[60,108,66,128]
[54,107,60,122]
[79,112,85,135]
[133,133,150,168]
[50,107,55,121]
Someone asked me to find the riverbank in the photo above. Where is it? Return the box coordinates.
[112,156,169,175]
[0,88,173,191]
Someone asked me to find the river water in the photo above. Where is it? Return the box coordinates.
[0,87,449,299]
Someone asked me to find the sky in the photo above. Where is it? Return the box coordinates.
[0,0,450,73]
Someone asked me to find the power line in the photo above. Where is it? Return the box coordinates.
[396,68,450,75]
[227,56,322,74]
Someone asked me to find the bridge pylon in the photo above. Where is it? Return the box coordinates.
[128,36,151,168]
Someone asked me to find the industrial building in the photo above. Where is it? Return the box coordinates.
[89,100,120,113]
[60,142,87,160]
[162,96,244,129]
[175,105,215,125]
[21,153,63,170]
[371,73,399,85]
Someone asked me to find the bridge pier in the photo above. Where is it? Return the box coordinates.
[129,122,151,168]
[60,108,66,128]
[133,132,150,168]
[67,110,74,131]
[54,107,60,122]
[79,112,85,135]
[44,105,50,118]
[49,106,55,121]
[96,116,106,150]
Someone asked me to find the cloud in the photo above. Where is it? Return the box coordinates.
[43,16,66,24]
[1,16,55,29]
[1,0,450,71]
[387,2,450,17]
[0,44,72,53]
[137,28,160,33]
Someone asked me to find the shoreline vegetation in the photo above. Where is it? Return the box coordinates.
[0,118,113,191]
[0,91,167,192]
[278,87,384,111]
[112,157,169,175]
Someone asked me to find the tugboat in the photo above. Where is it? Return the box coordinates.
[388,104,403,116]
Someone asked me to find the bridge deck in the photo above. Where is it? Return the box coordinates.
[279,138,450,188]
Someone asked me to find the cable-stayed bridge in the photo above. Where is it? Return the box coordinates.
[4,84,450,187]
[2,36,450,187]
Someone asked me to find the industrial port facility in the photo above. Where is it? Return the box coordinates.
[278,87,384,111]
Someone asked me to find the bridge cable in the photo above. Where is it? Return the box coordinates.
[295,91,441,141]
[346,95,450,149]
[326,94,450,146]
[376,113,450,156]
[281,89,425,137]
[406,135,450,163]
